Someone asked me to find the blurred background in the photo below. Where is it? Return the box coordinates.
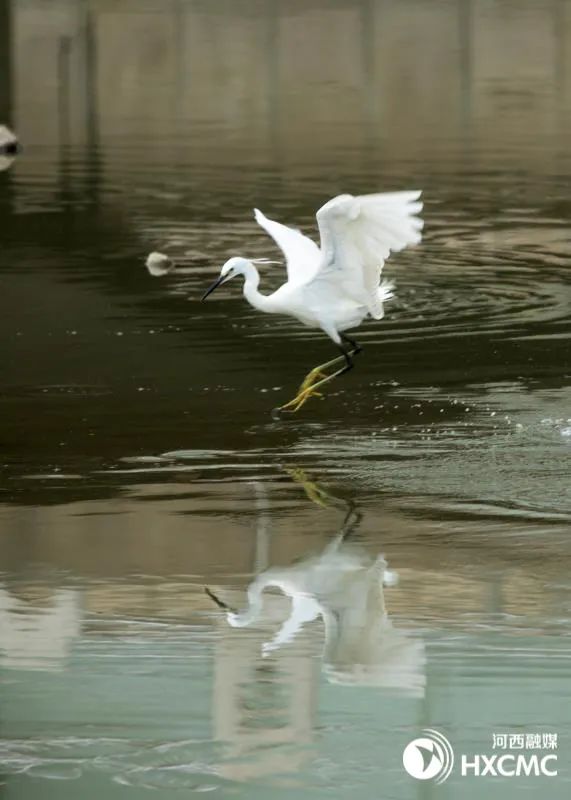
[1,1,570,798]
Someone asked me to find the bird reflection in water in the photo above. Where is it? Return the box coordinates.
[207,471,425,696]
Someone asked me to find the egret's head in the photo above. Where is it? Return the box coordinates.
[201,257,251,300]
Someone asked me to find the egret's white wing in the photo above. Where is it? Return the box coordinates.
[254,208,321,286]
[313,191,423,318]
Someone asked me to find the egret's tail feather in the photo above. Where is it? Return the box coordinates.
[379,279,395,302]
[372,279,395,320]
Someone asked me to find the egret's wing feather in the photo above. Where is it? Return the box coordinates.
[313,191,423,318]
[254,208,321,285]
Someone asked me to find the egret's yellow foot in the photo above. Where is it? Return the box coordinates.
[276,364,348,414]
[298,370,327,393]
[274,348,360,416]
[277,385,323,413]
[285,467,313,485]
[297,354,348,394]
[285,467,336,507]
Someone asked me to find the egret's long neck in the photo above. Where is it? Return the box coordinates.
[242,264,274,313]
[229,574,275,627]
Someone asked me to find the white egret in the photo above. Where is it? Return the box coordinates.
[202,190,424,412]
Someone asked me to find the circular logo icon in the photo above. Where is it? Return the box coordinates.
[403,729,454,784]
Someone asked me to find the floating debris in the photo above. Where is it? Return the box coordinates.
[0,125,19,171]
[145,251,175,276]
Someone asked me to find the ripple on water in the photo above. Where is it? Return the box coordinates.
[150,206,571,352]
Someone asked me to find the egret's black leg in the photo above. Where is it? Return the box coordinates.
[340,333,362,355]
[337,345,354,373]
[337,335,362,373]
[339,500,363,542]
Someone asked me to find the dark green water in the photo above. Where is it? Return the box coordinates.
[1,1,570,798]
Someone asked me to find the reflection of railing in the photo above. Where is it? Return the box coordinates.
[6,0,571,168]
[212,616,317,781]
[0,587,81,671]
[0,1,11,124]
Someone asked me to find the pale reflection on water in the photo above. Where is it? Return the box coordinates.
[0,588,81,672]
[207,497,425,693]
[1,470,570,797]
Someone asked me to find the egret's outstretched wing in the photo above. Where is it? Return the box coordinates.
[254,208,321,286]
[313,191,423,318]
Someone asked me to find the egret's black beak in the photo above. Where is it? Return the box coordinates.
[201,275,225,301]
[204,586,237,614]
